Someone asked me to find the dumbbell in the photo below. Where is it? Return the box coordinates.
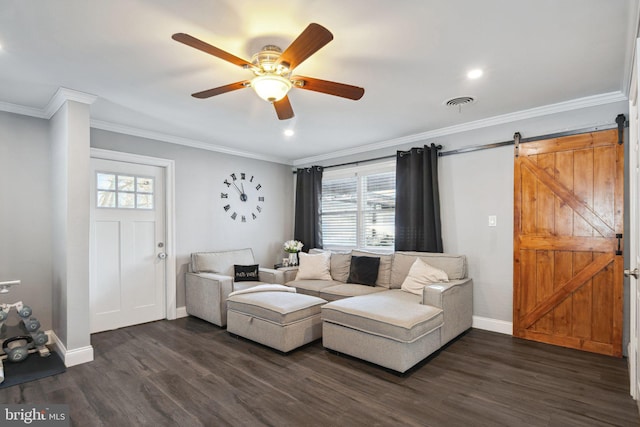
[23,318,40,333]
[33,331,47,347]
[18,305,32,318]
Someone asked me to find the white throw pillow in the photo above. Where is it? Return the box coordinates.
[401,257,449,295]
[295,252,332,281]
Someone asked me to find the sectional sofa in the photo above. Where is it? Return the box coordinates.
[185,248,473,373]
[286,249,473,372]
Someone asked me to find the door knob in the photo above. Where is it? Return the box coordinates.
[157,252,167,260]
[624,268,639,279]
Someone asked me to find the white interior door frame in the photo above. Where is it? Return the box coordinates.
[90,148,177,320]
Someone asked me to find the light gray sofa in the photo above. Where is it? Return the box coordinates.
[185,248,284,327]
[285,249,473,372]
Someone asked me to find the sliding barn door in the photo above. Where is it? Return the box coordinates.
[513,129,623,357]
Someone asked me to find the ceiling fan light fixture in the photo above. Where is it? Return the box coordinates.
[251,74,292,102]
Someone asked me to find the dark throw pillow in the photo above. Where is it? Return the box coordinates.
[234,264,259,282]
[347,256,380,286]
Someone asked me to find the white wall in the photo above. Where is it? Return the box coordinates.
[0,111,52,329]
[50,100,92,353]
[300,100,629,331]
[90,129,295,308]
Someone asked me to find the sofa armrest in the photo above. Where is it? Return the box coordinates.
[281,267,299,284]
[259,268,285,284]
[185,272,233,327]
[422,278,473,345]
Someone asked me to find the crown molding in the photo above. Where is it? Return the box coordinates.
[0,101,49,119]
[43,87,97,118]
[0,88,98,119]
[292,91,628,166]
[90,120,291,165]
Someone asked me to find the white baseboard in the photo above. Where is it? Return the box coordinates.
[472,316,513,335]
[47,330,94,367]
[175,306,188,318]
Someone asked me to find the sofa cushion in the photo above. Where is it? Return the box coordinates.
[191,248,256,276]
[352,250,392,288]
[347,255,380,286]
[309,249,352,282]
[400,258,449,295]
[287,279,342,297]
[330,252,352,282]
[234,264,259,282]
[227,291,326,325]
[296,252,332,281]
[322,290,443,343]
[320,284,387,301]
[391,252,467,288]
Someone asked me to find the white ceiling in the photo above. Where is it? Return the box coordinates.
[0,0,638,165]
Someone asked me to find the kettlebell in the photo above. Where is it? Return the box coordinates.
[2,336,33,363]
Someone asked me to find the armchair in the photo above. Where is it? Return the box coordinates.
[185,248,284,327]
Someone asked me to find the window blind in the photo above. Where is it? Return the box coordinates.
[321,163,395,250]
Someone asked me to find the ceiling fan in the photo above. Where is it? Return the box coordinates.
[172,23,365,120]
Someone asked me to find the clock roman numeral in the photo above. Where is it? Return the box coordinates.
[230,173,237,181]
[255,184,262,191]
[221,193,228,198]
[250,175,254,182]
[241,215,246,223]
[252,213,257,220]
[256,205,262,213]
[241,173,246,180]
[258,196,264,202]
[231,212,237,220]
[223,204,230,212]
[223,179,231,187]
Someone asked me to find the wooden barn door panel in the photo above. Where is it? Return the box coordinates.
[513,129,623,357]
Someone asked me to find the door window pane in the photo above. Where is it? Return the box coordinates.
[118,175,135,192]
[118,193,135,209]
[97,173,116,190]
[96,172,155,210]
[97,191,116,208]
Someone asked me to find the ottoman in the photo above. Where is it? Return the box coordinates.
[322,290,444,373]
[227,290,327,352]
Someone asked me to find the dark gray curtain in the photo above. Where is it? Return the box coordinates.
[294,166,323,251]
[395,144,443,252]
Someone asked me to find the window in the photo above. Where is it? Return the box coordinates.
[321,162,395,250]
[96,172,154,209]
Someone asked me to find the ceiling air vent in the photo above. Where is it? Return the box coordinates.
[444,96,476,107]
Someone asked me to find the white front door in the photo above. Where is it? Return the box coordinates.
[90,158,166,333]
[629,38,640,400]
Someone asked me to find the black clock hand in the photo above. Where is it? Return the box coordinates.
[232,182,243,196]
[240,182,248,202]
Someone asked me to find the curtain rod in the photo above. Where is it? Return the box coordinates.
[292,115,625,173]
[292,145,443,174]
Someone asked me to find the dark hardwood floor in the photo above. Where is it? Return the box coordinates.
[1,317,638,426]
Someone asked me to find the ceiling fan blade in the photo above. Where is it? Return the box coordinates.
[277,23,333,70]
[273,96,294,120]
[172,33,256,70]
[292,76,365,100]
[192,81,249,99]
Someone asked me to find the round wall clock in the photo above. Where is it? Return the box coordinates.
[220,172,264,222]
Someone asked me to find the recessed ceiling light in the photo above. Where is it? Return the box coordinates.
[284,129,294,137]
[467,69,483,79]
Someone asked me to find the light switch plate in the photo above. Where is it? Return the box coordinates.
[488,215,497,227]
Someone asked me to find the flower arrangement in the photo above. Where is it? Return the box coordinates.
[283,240,304,253]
